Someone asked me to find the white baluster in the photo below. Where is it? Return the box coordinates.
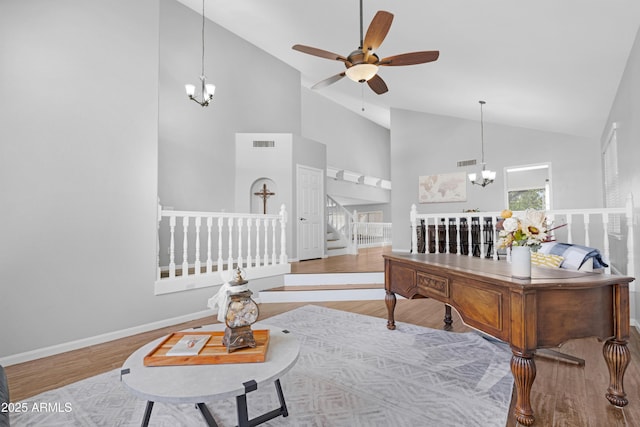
[444,217,450,254]
[583,213,590,247]
[279,204,288,263]
[263,218,269,265]
[410,204,417,253]
[217,217,224,273]
[255,218,262,266]
[467,216,473,257]
[456,217,461,256]
[237,217,244,269]
[182,216,189,276]
[271,218,277,265]
[246,216,253,268]
[194,216,201,275]
[169,215,176,278]
[479,216,486,258]
[206,217,213,273]
[227,217,234,271]
[625,194,635,282]
[602,212,610,273]
[566,214,573,244]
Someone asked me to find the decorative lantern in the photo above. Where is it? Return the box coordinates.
[222,268,260,353]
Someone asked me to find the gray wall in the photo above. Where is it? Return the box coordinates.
[602,25,640,322]
[390,107,602,251]
[0,0,305,360]
[159,0,302,212]
[301,89,391,206]
[0,0,161,357]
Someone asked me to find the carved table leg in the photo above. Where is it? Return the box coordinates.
[443,305,453,331]
[385,291,396,330]
[603,339,630,407]
[511,352,537,426]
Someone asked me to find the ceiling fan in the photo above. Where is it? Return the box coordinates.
[292,0,439,95]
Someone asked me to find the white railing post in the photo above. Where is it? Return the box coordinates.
[237,217,244,269]
[625,194,635,284]
[194,216,201,275]
[410,204,417,253]
[169,215,176,278]
[157,202,161,281]
[227,217,234,272]
[217,217,224,273]
[246,216,253,268]
[206,217,213,273]
[181,216,189,276]
[263,217,270,266]
[255,218,261,267]
[279,204,288,264]
[583,213,591,247]
[271,217,277,265]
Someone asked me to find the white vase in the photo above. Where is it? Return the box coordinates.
[511,246,531,279]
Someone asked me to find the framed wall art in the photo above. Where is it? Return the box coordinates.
[419,172,467,203]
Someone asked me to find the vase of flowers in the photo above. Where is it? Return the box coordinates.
[497,209,557,279]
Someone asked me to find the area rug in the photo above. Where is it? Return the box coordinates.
[11,305,514,427]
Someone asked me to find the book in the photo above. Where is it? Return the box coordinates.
[166,334,211,356]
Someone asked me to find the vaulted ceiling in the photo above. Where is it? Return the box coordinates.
[176,0,640,139]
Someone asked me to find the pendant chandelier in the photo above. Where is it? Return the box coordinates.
[468,100,496,187]
[184,0,215,107]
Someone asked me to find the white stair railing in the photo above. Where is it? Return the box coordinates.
[156,203,289,294]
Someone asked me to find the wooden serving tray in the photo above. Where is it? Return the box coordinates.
[143,330,270,366]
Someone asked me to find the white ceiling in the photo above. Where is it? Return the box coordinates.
[176,0,640,139]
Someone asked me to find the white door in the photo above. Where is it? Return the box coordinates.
[297,165,324,260]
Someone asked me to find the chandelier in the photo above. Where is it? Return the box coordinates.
[184,0,215,107]
[468,100,496,187]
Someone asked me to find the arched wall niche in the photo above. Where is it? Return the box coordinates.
[250,178,280,215]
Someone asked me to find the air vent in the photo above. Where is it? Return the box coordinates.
[457,159,477,167]
[253,140,275,148]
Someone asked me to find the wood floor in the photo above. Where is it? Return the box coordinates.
[5,246,640,427]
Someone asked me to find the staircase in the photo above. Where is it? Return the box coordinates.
[326,223,349,256]
[326,195,357,256]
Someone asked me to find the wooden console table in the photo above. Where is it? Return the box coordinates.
[384,252,634,426]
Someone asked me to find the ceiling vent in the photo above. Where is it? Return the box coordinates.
[253,140,275,148]
[457,159,477,167]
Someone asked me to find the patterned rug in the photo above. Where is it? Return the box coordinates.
[12,305,514,427]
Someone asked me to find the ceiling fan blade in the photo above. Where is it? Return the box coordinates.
[379,51,440,66]
[363,11,394,53]
[292,44,348,62]
[367,74,388,95]
[311,72,346,90]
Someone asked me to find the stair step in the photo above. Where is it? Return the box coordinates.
[266,283,384,292]
[258,287,385,303]
[284,272,384,285]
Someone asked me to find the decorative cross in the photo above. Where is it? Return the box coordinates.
[254,183,275,214]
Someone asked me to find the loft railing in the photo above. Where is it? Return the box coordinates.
[352,219,392,248]
[155,204,289,295]
[410,194,635,280]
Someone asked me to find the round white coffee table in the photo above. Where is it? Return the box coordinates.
[121,322,299,427]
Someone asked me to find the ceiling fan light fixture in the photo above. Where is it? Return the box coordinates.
[345,63,379,82]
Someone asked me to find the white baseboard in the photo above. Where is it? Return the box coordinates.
[0,309,217,367]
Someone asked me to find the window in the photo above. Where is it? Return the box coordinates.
[504,163,551,211]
